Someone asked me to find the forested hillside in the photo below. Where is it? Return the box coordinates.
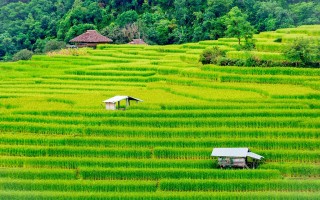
[1,0,319,60]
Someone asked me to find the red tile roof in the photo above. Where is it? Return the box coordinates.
[128,39,147,45]
[70,30,112,43]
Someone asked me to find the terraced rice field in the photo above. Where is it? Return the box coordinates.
[0,25,320,199]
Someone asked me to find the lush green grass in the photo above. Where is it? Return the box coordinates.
[0,25,319,199]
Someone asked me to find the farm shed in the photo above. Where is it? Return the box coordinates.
[128,39,148,45]
[211,148,263,169]
[102,96,143,110]
[69,30,112,48]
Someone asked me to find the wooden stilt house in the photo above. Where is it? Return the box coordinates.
[211,148,264,169]
[102,96,143,110]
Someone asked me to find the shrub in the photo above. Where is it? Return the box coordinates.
[235,59,245,66]
[12,49,33,61]
[245,53,261,67]
[199,49,214,64]
[284,37,319,66]
[199,47,225,64]
[44,40,66,53]
[217,57,236,66]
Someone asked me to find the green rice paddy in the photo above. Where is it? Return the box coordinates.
[0,25,319,199]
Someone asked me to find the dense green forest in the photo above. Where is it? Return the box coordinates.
[0,0,319,60]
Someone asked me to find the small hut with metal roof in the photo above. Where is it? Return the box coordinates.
[128,39,147,45]
[69,30,112,48]
[102,96,143,110]
[211,148,263,169]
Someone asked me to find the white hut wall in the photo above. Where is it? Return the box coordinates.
[106,102,116,110]
[218,157,246,167]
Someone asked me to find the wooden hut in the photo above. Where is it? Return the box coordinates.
[211,148,263,169]
[128,39,147,45]
[102,96,143,110]
[69,30,112,48]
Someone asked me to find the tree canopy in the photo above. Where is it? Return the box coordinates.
[0,0,319,60]
[224,7,255,45]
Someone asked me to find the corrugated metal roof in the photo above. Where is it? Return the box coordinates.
[102,96,143,103]
[211,148,249,157]
[211,148,263,160]
[247,152,264,160]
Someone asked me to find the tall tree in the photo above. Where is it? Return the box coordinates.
[224,6,255,45]
[290,2,320,26]
[202,0,232,40]
[57,1,108,41]
[253,1,294,32]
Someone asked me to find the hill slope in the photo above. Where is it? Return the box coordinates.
[0,26,320,199]
[1,0,320,60]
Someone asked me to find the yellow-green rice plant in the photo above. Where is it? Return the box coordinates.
[255,42,287,52]
[159,179,320,192]
[0,168,76,180]
[154,147,320,162]
[217,38,239,42]
[1,122,318,140]
[0,145,151,159]
[0,179,156,192]
[257,32,285,39]
[260,163,320,177]
[64,70,156,77]
[182,43,207,49]
[12,108,320,121]
[1,130,319,150]
[79,167,282,180]
[3,114,311,129]
[219,74,315,85]
[0,157,212,169]
[153,147,210,159]
[42,75,161,83]
[226,51,286,61]
[1,191,320,200]
[97,44,146,50]
[259,149,320,163]
[281,34,311,43]
[201,65,320,76]
[198,40,218,45]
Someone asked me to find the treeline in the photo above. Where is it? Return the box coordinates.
[0,0,319,61]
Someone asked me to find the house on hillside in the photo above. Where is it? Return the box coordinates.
[128,39,147,45]
[102,96,143,110]
[211,148,264,169]
[69,30,112,48]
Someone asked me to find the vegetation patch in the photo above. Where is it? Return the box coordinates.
[0,25,319,198]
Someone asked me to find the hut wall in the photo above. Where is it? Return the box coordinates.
[106,102,116,110]
[76,42,107,48]
[218,157,246,168]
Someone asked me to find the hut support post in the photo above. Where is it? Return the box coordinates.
[126,98,129,108]
[118,101,120,109]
